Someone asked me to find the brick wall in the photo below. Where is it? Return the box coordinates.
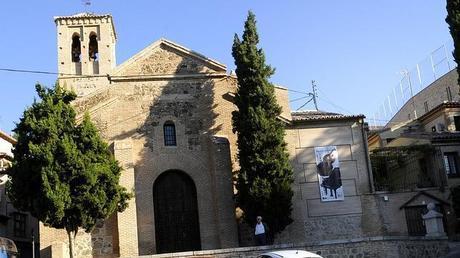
[42,41,240,256]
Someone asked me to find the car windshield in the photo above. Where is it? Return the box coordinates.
[0,249,18,258]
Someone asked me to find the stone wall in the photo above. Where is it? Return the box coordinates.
[130,236,449,258]
[389,69,459,125]
[303,215,363,240]
[366,190,455,237]
[92,214,119,257]
[39,225,92,258]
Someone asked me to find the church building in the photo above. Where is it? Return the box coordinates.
[40,13,375,258]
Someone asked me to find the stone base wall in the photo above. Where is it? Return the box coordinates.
[92,213,119,257]
[132,236,449,258]
[303,214,363,241]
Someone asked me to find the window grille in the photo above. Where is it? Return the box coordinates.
[444,152,458,177]
[164,122,177,146]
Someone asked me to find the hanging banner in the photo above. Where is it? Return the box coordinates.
[315,146,344,202]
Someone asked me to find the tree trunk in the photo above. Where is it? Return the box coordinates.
[66,229,75,258]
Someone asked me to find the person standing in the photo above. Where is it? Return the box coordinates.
[254,216,268,246]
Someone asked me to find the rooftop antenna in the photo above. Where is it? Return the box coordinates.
[311,80,319,111]
[296,80,319,111]
[82,0,91,12]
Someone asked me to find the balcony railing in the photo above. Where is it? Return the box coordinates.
[370,145,439,192]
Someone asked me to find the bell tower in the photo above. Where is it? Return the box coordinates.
[54,13,117,77]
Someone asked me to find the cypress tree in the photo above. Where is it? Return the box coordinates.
[8,84,131,258]
[232,11,294,241]
[446,0,460,88]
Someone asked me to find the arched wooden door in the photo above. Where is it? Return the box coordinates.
[153,170,201,253]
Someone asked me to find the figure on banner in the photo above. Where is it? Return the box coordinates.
[320,150,342,198]
[315,146,344,201]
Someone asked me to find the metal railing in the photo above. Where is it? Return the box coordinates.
[372,41,456,128]
[370,146,438,192]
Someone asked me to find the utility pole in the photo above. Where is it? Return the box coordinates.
[311,80,319,111]
[295,80,319,111]
[297,80,318,111]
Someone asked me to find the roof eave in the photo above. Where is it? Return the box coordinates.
[291,115,365,124]
[0,131,16,145]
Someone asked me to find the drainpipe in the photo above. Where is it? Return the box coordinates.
[32,229,35,258]
[360,119,375,193]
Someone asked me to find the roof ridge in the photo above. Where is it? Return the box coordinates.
[112,38,227,75]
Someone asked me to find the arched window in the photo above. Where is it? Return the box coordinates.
[88,33,99,61]
[71,34,81,63]
[163,121,177,146]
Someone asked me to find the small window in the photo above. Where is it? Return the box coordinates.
[447,87,453,102]
[163,121,177,146]
[424,101,429,113]
[444,152,459,177]
[408,113,411,119]
[13,213,26,237]
[71,34,81,63]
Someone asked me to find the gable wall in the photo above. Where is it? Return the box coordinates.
[43,46,239,256]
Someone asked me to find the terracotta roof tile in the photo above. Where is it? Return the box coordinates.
[291,110,365,122]
[54,12,112,20]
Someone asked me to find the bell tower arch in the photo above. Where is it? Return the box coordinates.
[54,13,117,76]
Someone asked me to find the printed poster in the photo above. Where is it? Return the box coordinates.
[314,146,344,202]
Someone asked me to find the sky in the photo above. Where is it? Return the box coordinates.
[0,1,454,134]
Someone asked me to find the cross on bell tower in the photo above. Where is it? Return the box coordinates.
[82,0,91,12]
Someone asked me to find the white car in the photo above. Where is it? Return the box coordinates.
[258,250,323,258]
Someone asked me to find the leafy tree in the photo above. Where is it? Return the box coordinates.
[232,11,294,242]
[8,84,130,258]
[446,0,460,89]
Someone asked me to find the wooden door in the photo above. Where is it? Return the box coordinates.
[153,170,201,253]
[404,206,427,236]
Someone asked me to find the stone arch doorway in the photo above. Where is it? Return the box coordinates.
[153,170,201,253]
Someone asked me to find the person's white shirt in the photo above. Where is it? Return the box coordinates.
[255,222,265,235]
